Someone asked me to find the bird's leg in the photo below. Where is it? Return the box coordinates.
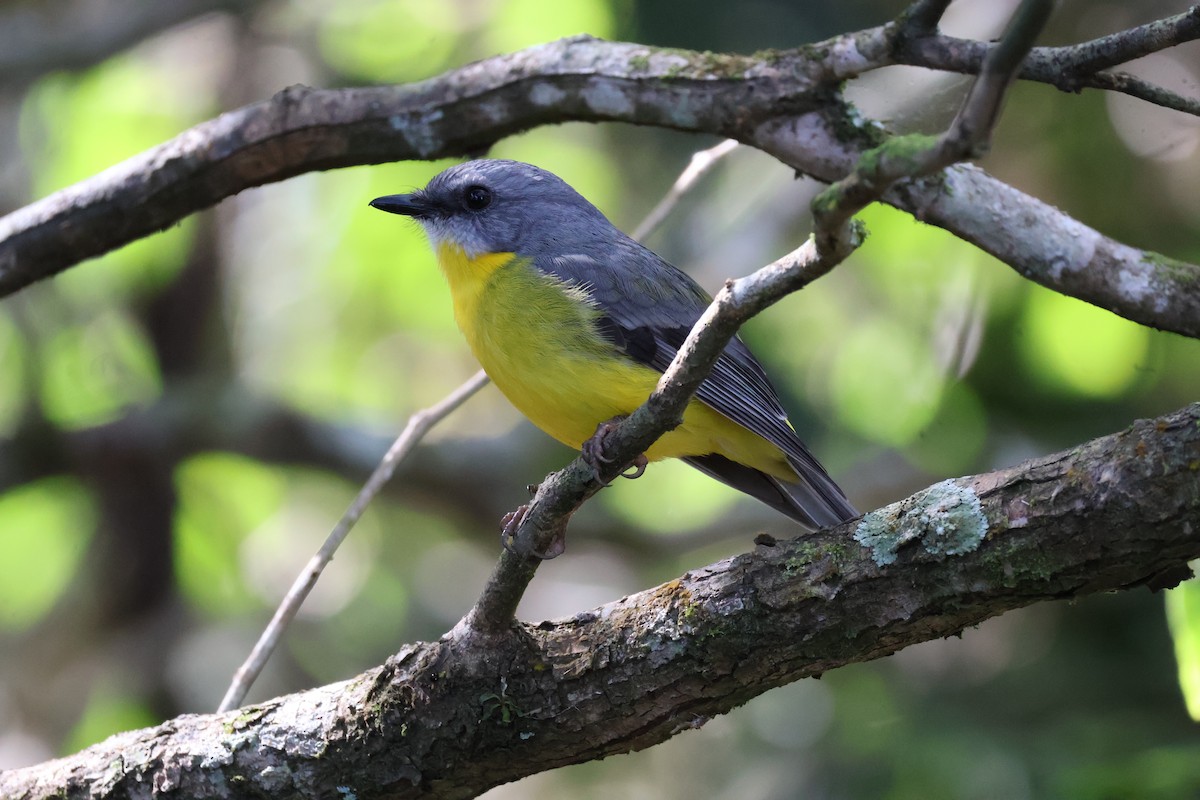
[581,417,649,484]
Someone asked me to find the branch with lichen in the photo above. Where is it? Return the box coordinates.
[3,401,1197,799]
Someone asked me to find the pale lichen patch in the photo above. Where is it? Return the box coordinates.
[581,82,634,116]
[530,82,567,107]
[391,112,445,158]
[853,479,987,567]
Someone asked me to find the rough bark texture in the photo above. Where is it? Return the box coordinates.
[5,403,1198,800]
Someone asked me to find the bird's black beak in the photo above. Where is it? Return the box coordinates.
[369,193,431,217]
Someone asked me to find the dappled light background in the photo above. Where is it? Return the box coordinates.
[2,0,1200,796]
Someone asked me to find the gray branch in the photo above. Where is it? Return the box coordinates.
[3,402,1198,799]
[893,6,1200,114]
[2,31,1198,335]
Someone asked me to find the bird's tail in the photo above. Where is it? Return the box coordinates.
[684,454,858,530]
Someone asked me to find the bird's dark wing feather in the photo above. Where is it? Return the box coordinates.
[540,243,857,525]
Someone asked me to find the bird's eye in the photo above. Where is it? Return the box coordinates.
[464,185,492,211]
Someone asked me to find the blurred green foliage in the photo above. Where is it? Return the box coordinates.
[1021,288,1151,398]
[2,0,1200,797]
[1167,579,1200,722]
[175,453,287,616]
[0,311,27,436]
[319,0,463,83]
[39,310,162,429]
[0,478,93,630]
[60,684,158,758]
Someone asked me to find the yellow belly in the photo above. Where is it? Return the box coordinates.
[436,244,792,478]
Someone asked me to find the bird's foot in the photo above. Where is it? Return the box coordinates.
[580,418,622,480]
[499,504,566,560]
[499,504,528,553]
[581,417,649,484]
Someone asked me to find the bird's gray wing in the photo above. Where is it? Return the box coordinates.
[541,243,856,523]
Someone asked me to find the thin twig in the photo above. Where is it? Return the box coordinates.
[946,0,1054,155]
[895,6,1200,116]
[631,139,739,241]
[463,233,865,634]
[217,369,491,712]
[815,0,1053,244]
[1085,69,1200,116]
[1040,6,1200,75]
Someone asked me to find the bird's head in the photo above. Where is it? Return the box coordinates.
[370,159,612,259]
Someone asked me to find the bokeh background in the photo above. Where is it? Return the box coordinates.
[2,0,1199,796]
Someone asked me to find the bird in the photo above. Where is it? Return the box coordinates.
[370,159,857,534]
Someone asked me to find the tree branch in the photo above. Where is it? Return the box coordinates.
[4,402,1197,799]
[894,6,1200,114]
[1083,70,1200,117]
[630,138,739,241]
[896,0,953,35]
[750,110,1200,338]
[1038,6,1200,75]
[3,30,1197,335]
[949,0,1053,148]
[0,37,818,294]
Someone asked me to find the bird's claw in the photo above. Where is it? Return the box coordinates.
[499,504,566,560]
[581,417,648,485]
[499,504,528,554]
[580,420,619,481]
[620,454,648,480]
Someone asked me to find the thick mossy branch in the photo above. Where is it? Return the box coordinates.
[4,403,1198,799]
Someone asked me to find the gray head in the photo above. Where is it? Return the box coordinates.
[370,159,616,258]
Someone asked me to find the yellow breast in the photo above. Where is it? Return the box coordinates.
[435,242,654,448]
[432,243,792,477]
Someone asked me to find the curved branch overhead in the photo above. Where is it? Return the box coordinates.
[4,403,1199,799]
[0,36,835,290]
[2,29,1199,335]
